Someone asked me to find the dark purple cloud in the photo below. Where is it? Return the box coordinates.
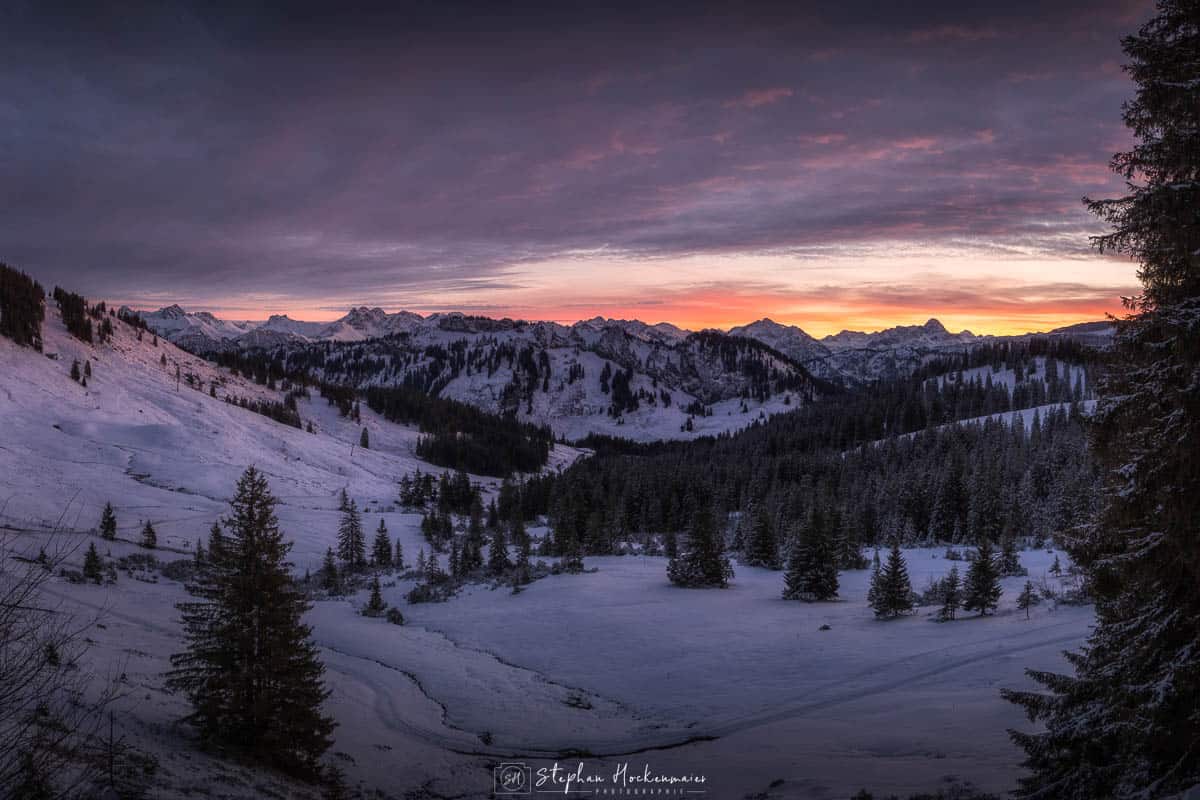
[0,0,1148,313]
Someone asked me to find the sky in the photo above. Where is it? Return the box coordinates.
[1,1,1150,336]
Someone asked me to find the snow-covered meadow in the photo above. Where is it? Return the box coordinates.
[0,315,1093,798]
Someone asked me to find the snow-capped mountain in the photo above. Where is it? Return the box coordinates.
[126,304,1114,439]
[730,317,1112,385]
[727,318,839,380]
[126,304,254,346]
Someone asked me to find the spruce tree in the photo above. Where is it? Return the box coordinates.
[1049,554,1062,575]
[938,565,962,622]
[359,428,369,449]
[462,496,485,573]
[82,542,103,584]
[140,520,157,549]
[99,502,117,540]
[963,538,1002,616]
[167,467,334,778]
[781,527,809,600]
[869,543,913,619]
[1017,580,1037,620]
[371,520,392,568]
[393,539,404,570]
[336,498,366,570]
[667,505,733,588]
[1000,534,1025,576]
[744,507,780,568]
[488,526,510,575]
[782,511,839,601]
[363,575,386,617]
[321,548,339,593]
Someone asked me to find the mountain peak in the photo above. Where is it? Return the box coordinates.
[923,318,946,332]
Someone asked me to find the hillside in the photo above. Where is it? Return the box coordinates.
[146,310,824,442]
[135,305,1111,442]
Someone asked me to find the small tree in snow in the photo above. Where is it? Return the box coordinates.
[667,505,733,588]
[869,543,913,619]
[139,521,157,550]
[336,498,366,571]
[963,538,1002,616]
[82,543,103,584]
[938,565,962,622]
[362,575,386,617]
[1017,581,1038,620]
[99,502,117,540]
[371,520,391,568]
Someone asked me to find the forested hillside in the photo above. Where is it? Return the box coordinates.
[512,338,1100,560]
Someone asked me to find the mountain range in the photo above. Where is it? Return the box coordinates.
[132,303,1113,386]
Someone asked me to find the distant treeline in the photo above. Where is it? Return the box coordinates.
[0,263,45,349]
[364,384,553,477]
[208,345,556,476]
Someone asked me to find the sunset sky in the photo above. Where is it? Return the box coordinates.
[1,1,1149,336]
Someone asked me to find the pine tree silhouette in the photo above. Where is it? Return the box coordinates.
[168,467,335,778]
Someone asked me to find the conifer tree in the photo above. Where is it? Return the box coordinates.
[359,428,369,449]
[363,575,386,617]
[99,502,117,540]
[869,543,913,619]
[1000,534,1025,576]
[321,548,339,593]
[336,498,366,570]
[1049,554,1062,575]
[1003,7,1200,792]
[393,539,404,570]
[663,529,677,559]
[667,505,733,588]
[70,360,81,382]
[1017,580,1037,620]
[371,520,392,568]
[449,540,461,579]
[462,496,485,573]
[938,565,962,622]
[782,511,839,601]
[744,508,780,568]
[82,542,103,584]
[140,520,157,549]
[168,467,334,778]
[488,526,510,575]
[559,528,585,573]
[781,528,808,600]
[416,547,426,576]
[963,538,1002,616]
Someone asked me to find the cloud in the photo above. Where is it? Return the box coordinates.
[723,87,794,109]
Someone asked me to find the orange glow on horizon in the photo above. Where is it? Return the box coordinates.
[163,296,1128,339]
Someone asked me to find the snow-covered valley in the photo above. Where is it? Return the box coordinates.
[0,307,1096,799]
